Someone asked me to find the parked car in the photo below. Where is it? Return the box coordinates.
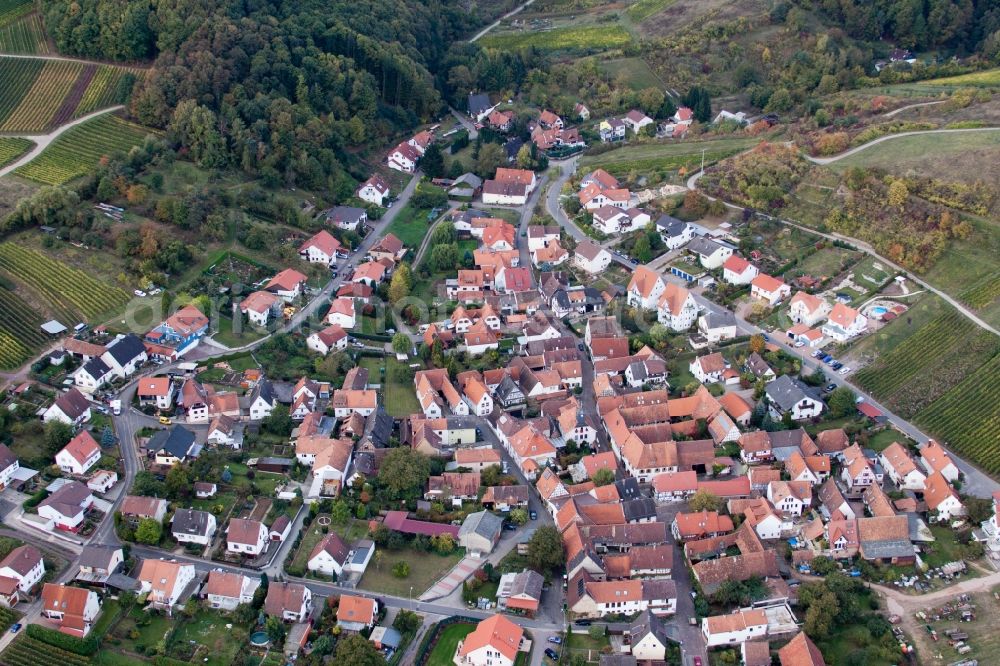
[823,383,837,393]
[545,648,559,660]
[794,341,805,347]
[839,366,851,375]
[529,510,537,520]
[574,619,592,626]
[133,289,147,297]
[547,636,562,644]
[831,361,843,370]
[9,623,21,634]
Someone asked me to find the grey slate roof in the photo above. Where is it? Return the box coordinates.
[765,375,822,413]
[78,545,121,571]
[628,609,669,646]
[459,510,503,540]
[655,215,689,237]
[622,497,658,523]
[702,310,737,329]
[82,356,111,379]
[507,569,544,601]
[615,477,642,501]
[468,93,492,116]
[104,334,146,366]
[172,508,214,537]
[687,236,726,257]
[149,425,197,459]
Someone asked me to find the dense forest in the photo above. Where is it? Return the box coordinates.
[805,0,1000,54]
[43,0,513,191]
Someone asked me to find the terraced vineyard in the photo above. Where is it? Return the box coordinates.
[0,286,47,369]
[0,0,31,25]
[854,311,1000,418]
[0,57,144,132]
[959,270,1000,310]
[0,243,129,323]
[14,114,154,184]
[0,635,92,666]
[918,354,1000,474]
[0,57,44,124]
[74,66,140,116]
[0,137,32,167]
[0,59,83,132]
[0,12,49,54]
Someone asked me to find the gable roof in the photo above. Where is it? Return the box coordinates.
[264,582,307,616]
[53,388,91,420]
[309,532,349,565]
[337,593,377,624]
[0,544,42,576]
[172,508,214,537]
[61,431,99,466]
[459,614,523,661]
[104,334,146,366]
[778,632,826,666]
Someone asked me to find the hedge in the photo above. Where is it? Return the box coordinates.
[351,331,392,342]
[26,623,100,655]
[22,488,48,509]
[414,615,481,666]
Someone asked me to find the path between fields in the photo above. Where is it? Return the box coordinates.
[0,105,124,178]
[0,52,151,68]
[686,164,1000,338]
[468,0,537,42]
[881,100,945,118]
[804,126,1000,165]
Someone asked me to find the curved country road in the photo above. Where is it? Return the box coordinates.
[0,105,125,178]
[804,126,1000,165]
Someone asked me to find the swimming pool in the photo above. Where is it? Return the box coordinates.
[870,306,887,317]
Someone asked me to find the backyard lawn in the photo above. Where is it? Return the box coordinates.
[359,548,464,597]
[213,314,267,348]
[357,356,421,417]
[385,203,433,248]
[425,623,476,666]
[564,631,610,663]
[172,610,243,665]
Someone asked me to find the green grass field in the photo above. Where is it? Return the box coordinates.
[357,356,422,416]
[359,548,463,597]
[826,129,1000,176]
[480,24,631,51]
[581,136,759,177]
[425,623,476,666]
[919,67,1000,87]
[0,137,32,167]
[597,57,663,90]
[14,113,154,184]
[626,0,678,22]
[385,204,433,249]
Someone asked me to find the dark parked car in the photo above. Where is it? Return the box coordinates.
[823,383,837,393]
[574,619,592,626]
[545,648,559,660]
[529,510,537,520]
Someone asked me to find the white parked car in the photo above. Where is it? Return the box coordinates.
[134,289,147,297]
[838,366,851,375]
